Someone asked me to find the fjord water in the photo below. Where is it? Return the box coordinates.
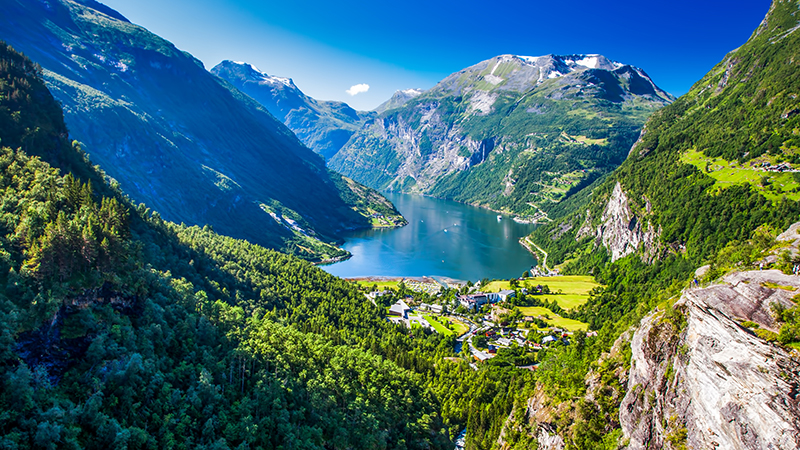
[322,193,538,281]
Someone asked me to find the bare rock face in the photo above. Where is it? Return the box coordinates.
[592,182,660,262]
[778,222,800,259]
[701,270,800,331]
[620,269,800,450]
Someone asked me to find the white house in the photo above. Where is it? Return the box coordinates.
[388,299,411,318]
[458,294,490,311]
[497,289,515,302]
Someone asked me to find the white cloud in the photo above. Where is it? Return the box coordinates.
[346,83,370,96]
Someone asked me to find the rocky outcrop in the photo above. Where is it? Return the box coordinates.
[497,332,632,450]
[620,269,800,450]
[591,182,660,262]
[778,221,800,259]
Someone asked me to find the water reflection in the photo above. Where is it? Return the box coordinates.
[322,193,538,281]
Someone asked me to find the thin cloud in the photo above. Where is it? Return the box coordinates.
[346,83,370,96]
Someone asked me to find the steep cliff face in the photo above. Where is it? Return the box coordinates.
[576,182,661,262]
[620,269,800,450]
[330,54,672,217]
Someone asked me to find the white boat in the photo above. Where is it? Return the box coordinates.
[497,215,502,221]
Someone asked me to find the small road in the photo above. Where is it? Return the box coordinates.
[450,315,492,363]
[521,237,549,272]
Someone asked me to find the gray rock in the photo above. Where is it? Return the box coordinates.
[620,269,800,450]
[593,182,660,262]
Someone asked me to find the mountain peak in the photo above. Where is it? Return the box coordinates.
[515,53,622,70]
[495,53,630,84]
[432,53,672,104]
[217,60,297,89]
[374,88,425,113]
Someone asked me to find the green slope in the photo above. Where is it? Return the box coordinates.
[0,0,404,262]
[533,0,800,273]
[0,41,450,449]
[490,2,800,448]
[330,54,673,219]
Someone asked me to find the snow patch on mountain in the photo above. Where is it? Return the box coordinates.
[575,56,599,68]
[229,61,295,88]
[485,74,504,85]
[402,88,424,96]
[512,54,626,83]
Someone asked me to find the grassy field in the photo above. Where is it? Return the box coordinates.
[354,280,401,290]
[443,317,469,336]
[680,148,800,202]
[517,306,589,331]
[483,275,600,310]
[423,314,453,335]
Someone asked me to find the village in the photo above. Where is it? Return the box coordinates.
[356,273,600,369]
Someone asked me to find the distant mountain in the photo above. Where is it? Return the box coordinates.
[374,88,425,114]
[329,54,674,220]
[212,60,374,160]
[0,0,404,261]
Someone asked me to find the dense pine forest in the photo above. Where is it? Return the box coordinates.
[0,42,453,449]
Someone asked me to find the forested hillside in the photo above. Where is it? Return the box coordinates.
[0,42,451,449]
[531,0,800,275]
[5,0,800,447]
[491,1,800,447]
[1,37,566,450]
[0,0,404,262]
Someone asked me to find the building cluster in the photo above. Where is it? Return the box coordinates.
[404,279,442,295]
[419,303,445,314]
[757,161,794,172]
[457,290,515,311]
[529,265,560,277]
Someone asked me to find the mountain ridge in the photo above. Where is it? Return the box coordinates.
[329,53,674,219]
[211,59,374,160]
[0,0,404,261]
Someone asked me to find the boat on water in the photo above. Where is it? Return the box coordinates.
[497,215,502,221]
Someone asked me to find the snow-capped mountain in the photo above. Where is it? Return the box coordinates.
[213,60,374,160]
[228,61,298,89]
[329,53,674,218]
[374,88,426,113]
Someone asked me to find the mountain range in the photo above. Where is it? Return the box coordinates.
[1,0,800,449]
[211,60,375,161]
[0,0,404,262]
[328,53,674,219]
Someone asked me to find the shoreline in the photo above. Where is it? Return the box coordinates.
[345,275,468,287]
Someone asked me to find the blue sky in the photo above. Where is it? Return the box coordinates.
[101,0,771,110]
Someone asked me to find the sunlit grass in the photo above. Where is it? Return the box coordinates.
[483,275,600,310]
